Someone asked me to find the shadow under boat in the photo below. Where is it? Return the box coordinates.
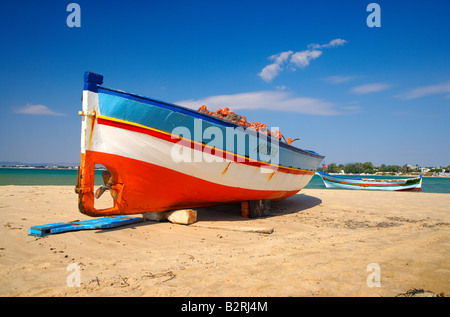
[90,193,322,234]
[195,193,322,223]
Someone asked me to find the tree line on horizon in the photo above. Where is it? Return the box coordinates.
[320,162,450,174]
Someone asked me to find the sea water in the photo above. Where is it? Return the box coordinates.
[0,168,449,194]
[0,168,104,186]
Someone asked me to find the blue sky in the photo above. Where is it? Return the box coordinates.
[0,0,449,166]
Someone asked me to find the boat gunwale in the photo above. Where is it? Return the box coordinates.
[95,85,325,161]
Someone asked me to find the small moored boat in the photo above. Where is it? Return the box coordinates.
[75,72,325,216]
[315,171,422,191]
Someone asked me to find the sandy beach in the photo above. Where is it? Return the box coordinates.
[0,185,448,297]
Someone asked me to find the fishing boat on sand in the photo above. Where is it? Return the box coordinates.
[316,171,422,191]
[75,72,325,216]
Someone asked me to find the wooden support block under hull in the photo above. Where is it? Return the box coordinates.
[241,199,271,218]
[144,209,197,225]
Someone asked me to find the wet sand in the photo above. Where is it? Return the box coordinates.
[0,186,448,297]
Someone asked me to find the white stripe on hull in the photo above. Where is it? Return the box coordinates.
[90,123,314,192]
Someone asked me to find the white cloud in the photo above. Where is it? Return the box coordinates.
[341,105,361,111]
[308,38,348,49]
[328,38,348,47]
[322,75,355,84]
[351,83,391,94]
[258,38,347,83]
[276,85,288,91]
[258,51,293,83]
[271,51,294,64]
[177,90,339,116]
[289,50,322,68]
[396,81,450,100]
[14,104,65,116]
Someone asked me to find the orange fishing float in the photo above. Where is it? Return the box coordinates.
[197,105,291,143]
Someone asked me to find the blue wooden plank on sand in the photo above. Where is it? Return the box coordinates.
[28,216,143,237]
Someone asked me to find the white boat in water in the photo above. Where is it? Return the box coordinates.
[316,171,422,191]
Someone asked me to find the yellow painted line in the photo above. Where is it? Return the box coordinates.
[97,114,314,174]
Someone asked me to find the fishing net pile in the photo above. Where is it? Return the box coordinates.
[197,105,283,141]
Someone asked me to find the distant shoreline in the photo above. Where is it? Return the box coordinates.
[0,166,77,170]
[323,171,450,178]
[1,166,450,177]
[0,166,106,171]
